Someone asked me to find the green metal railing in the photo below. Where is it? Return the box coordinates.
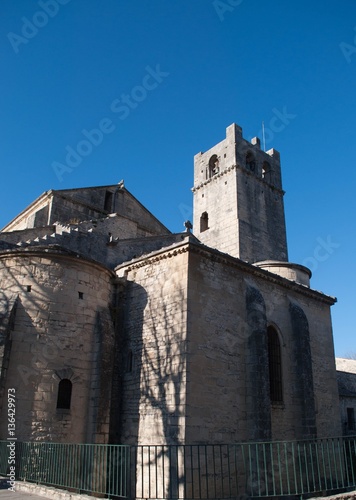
[1,436,356,498]
[0,442,130,497]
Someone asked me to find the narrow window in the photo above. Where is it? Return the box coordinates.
[246,151,256,172]
[267,326,283,403]
[56,379,72,409]
[78,291,84,300]
[200,212,209,232]
[26,285,32,292]
[347,408,355,430]
[127,350,133,373]
[104,190,113,212]
[262,161,271,182]
[208,154,219,177]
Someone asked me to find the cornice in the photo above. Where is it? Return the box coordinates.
[116,242,190,273]
[0,245,115,278]
[188,242,336,305]
[191,164,237,192]
[117,239,336,306]
[191,163,285,195]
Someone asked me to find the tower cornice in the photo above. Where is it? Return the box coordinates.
[191,163,285,195]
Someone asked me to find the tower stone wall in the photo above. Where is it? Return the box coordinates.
[193,124,288,263]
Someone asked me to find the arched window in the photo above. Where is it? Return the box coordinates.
[208,155,219,178]
[267,326,283,403]
[200,212,209,232]
[56,379,72,409]
[262,161,272,182]
[246,151,256,172]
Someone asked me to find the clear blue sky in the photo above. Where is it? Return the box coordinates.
[0,0,355,356]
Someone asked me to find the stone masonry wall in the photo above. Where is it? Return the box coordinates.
[254,266,340,439]
[192,123,288,263]
[236,167,288,262]
[335,359,356,435]
[3,186,169,237]
[0,249,116,444]
[193,167,240,257]
[116,248,189,446]
[51,187,169,236]
[115,240,341,445]
[185,248,271,444]
[185,244,341,443]
[3,194,52,232]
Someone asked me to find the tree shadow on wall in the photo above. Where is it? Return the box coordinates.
[118,280,187,498]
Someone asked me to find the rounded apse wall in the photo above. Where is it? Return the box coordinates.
[0,248,115,443]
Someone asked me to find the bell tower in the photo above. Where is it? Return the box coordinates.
[192,123,288,263]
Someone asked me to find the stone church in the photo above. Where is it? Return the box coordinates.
[0,123,342,445]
